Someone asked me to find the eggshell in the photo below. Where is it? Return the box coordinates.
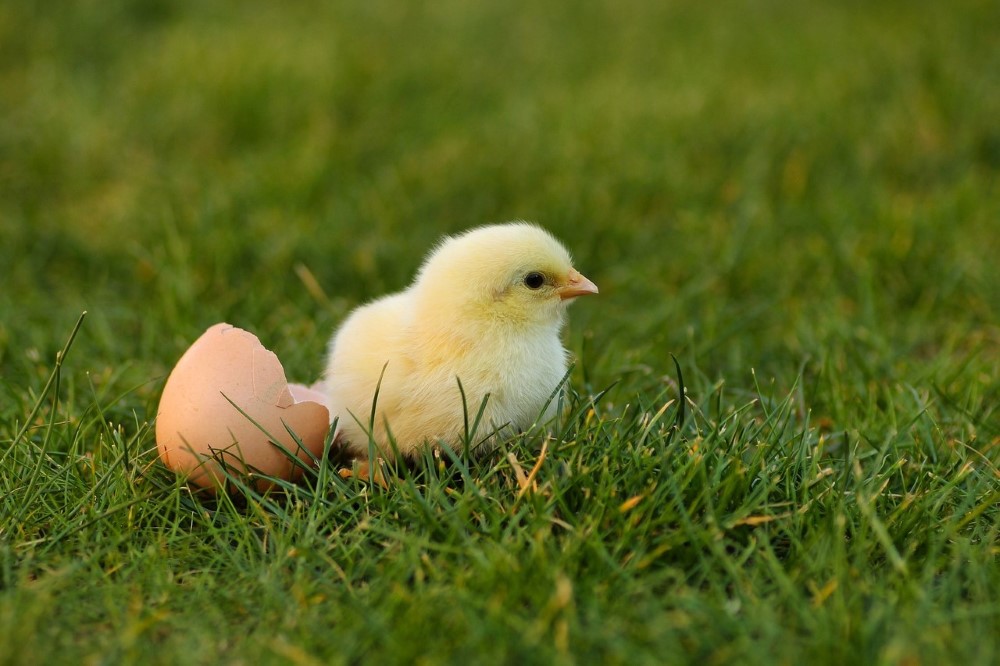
[156,323,331,492]
[287,381,328,406]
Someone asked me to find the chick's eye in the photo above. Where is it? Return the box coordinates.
[524,272,546,289]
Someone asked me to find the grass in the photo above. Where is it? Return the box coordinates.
[2,0,999,663]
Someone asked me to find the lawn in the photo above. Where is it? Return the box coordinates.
[1,0,999,664]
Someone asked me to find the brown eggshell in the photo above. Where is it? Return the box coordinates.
[287,381,328,406]
[156,323,330,492]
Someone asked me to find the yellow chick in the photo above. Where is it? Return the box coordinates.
[324,222,598,461]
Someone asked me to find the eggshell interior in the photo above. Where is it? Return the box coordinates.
[156,323,331,492]
[287,381,328,407]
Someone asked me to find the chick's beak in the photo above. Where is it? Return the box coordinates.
[558,269,599,301]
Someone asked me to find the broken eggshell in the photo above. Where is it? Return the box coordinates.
[156,323,331,492]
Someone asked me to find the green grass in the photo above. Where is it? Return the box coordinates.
[2,0,999,663]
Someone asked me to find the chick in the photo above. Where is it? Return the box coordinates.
[324,222,597,461]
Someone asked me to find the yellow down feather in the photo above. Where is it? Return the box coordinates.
[324,222,598,459]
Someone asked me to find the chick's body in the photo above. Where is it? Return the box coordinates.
[324,222,597,459]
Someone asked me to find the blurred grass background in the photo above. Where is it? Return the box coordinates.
[4,0,996,387]
[1,0,999,663]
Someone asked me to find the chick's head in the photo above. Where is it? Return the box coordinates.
[413,222,598,330]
